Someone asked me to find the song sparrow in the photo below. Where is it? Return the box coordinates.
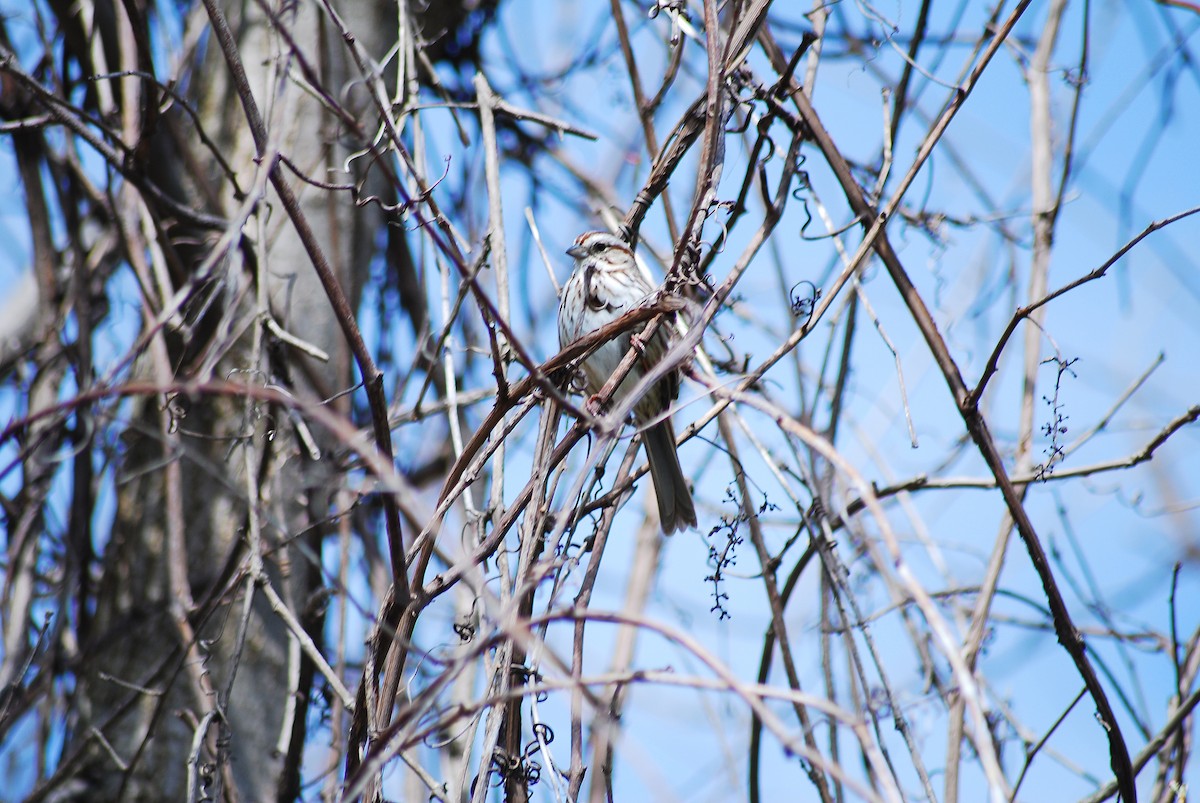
[558,231,697,533]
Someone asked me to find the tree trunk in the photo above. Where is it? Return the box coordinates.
[60,0,388,798]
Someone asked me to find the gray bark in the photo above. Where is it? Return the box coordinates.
[61,1,390,798]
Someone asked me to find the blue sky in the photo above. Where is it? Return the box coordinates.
[2,1,1199,800]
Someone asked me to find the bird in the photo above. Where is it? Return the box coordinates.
[557,230,697,534]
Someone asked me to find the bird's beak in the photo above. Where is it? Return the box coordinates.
[566,244,587,259]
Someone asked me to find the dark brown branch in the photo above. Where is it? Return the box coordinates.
[970,204,1200,406]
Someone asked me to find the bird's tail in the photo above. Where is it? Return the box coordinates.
[643,420,697,534]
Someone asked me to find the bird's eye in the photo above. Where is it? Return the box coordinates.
[590,241,607,254]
